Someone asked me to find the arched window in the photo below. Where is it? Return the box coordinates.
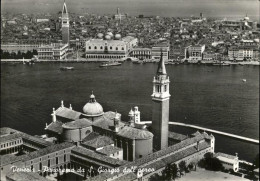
[116,47,118,50]
[122,47,124,50]
[100,46,103,49]
[94,46,97,49]
[89,46,91,49]
[110,46,112,50]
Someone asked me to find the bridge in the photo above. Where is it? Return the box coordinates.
[139,121,259,145]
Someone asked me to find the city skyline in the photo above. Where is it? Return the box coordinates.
[1,0,259,20]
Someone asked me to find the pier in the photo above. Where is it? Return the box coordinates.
[139,121,259,145]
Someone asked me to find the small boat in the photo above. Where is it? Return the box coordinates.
[99,61,121,67]
[133,60,145,64]
[212,62,230,66]
[242,79,246,82]
[60,66,74,70]
[31,55,38,63]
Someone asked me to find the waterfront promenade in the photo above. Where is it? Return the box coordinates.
[1,58,260,65]
[140,121,259,145]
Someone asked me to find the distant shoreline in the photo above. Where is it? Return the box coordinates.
[1,59,259,66]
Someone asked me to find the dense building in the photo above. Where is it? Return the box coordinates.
[228,45,259,61]
[114,8,127,22]
[185,44,205,62]
[37,43,69,60]
[85,35,137,60]
[130,47,151,59]
[1,43,41,54]
[151,42,169,60]
[62,1,69,45]
[215,152,239,172]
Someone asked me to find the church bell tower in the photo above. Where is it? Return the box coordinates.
[62,0,69,44]
[151,50,170,151]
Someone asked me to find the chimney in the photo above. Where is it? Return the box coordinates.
[52,108,56,122]
[61,100,64,108]
[114,111,119,132]
[69,104,72,110]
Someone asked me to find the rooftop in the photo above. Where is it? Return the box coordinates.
[96,145,122,156]
[81,135,114,149]
[6,171,51,181]
[117,126,153,140]
[62,118,92,129]
[71,146,127,167]
[168,131,188,141]
[55,107,82,120]
[45,121,63,134]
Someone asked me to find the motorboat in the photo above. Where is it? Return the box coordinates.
[99,61,122,67]
[60,66,74,70]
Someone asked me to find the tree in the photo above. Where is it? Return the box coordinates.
[198,152,224,171]
[162,163,178,181]
[188,163,194,171]
[149,173,162,181]
[179,161,187,175]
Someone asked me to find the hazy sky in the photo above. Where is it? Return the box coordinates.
[1,0,259,20]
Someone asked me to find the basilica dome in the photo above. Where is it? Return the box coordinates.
[104,35,111,40]
[83,93,104,117]
[97,33,104,39]
[114,34,121,40]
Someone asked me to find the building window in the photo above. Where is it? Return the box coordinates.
[122,47,124,50]
[100,46,103,49]
[116,47,118,50]
[64,154,66,162]
[31,165,33,171]
[164,85,167,92]
[110,47,112,50]
[48,160,50,167]
[56,157,58,165]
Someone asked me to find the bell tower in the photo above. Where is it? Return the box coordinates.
[62,0,69,44]
[151,50,170,151]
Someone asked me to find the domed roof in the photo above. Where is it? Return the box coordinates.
[114,34,121,40]
[128,108,134,116]
[106,32,113,37]
[97,33,104,39]
[83,93,104,117]
[104,35,111,40]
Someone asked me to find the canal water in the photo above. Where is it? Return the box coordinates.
[1,61,259,161]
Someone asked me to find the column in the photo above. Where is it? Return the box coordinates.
[120,139,122,148]
[132,140,135,161]
[126,141,128,161]
[115,138,117,147]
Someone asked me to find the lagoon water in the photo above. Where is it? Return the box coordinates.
[1,62,259,161]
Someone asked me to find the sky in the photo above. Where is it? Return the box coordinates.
[1,0,259,20]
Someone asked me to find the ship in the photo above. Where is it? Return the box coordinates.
[60,66,74,70]
[212,62,230,66]
[99,61,122,67]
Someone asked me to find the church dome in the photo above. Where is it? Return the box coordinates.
[83,93,104,117]
[114,34,121,40]
[104,35,111,40]
[97,33,104,39]
[106,32,113,38]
